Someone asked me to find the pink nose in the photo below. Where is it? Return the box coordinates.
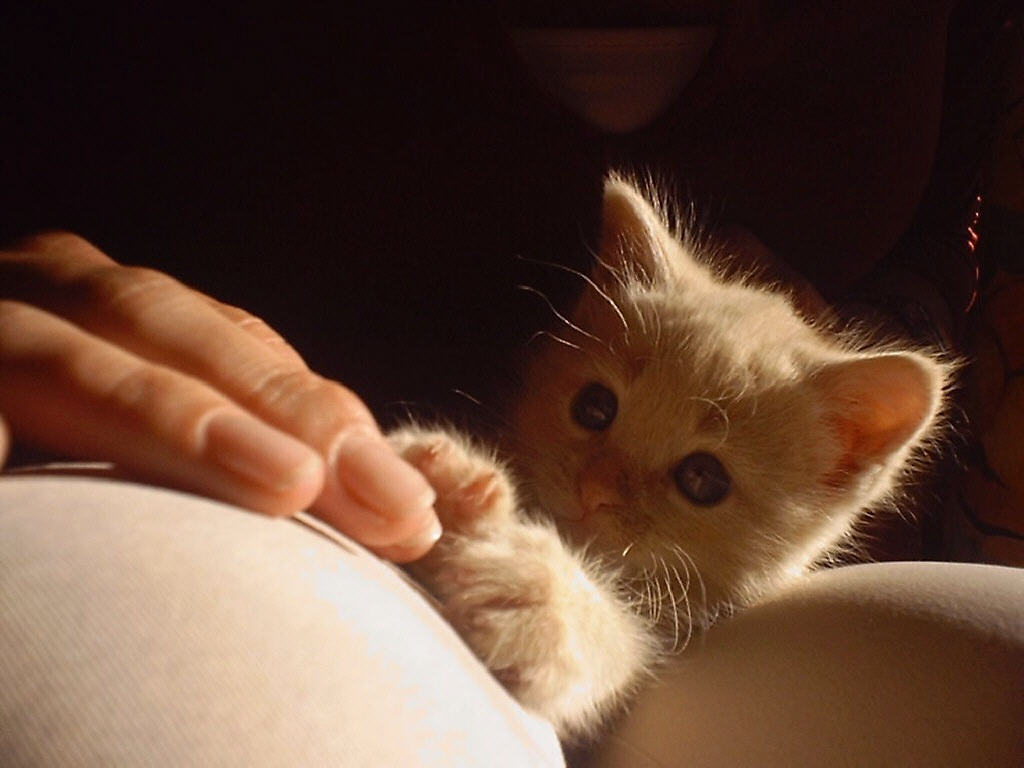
[577,454,629,516]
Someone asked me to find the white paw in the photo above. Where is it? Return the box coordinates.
[389,426,516,531]
[421,518,655,740]
[390,426,656,740]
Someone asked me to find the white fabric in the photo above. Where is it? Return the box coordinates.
[0,475,562,767]
[2,473,1022,766]
[593,561,1024,767]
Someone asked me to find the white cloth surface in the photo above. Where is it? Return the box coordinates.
[2,473,1022,767]
[0,475,562,767]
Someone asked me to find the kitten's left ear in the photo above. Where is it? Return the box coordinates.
[598,176,680,286]
[814,351,946,496]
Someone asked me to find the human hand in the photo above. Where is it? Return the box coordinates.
[0,232,440,562]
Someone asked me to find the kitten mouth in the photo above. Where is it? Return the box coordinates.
[535,484,587,522]
[558,507,615,541]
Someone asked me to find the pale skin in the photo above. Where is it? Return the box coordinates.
[0,232,441,563]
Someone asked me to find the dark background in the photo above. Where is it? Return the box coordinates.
[2,2,1013,426]
[1,5,607,424]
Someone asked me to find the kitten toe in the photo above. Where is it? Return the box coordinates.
[420,521,657,740]
[389,427,516,529]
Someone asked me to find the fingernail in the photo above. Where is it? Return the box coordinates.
[205,412,323,492]
[401,515,443,551]
[333,430,436,519]
[377,516,444,562]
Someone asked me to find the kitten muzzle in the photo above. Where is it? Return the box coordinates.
[577,453,631,518]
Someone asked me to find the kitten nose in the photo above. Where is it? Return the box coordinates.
[577,454,629,516]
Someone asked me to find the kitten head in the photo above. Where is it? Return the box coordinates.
[509,175,950,631]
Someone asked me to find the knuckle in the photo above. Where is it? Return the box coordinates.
[73,264,181,315]
[212,301,251,324]
[249,367,374,435]
[234,313,273,335]
[13,230,98,256]
[230,313,306,365]
[4,232,114,277]
[234,313,282,342]
[2,233,111,299]
[0,300,59,351]
[0,298,35,325]
[101,362,220,443]
[102,360,177,414]
[313,378,374,424]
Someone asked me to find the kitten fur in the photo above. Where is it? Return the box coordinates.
[391,175,951,741]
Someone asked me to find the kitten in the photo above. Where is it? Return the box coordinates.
[389,175,950,741]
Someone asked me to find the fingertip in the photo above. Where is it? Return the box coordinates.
[204,411,323,491]
[330,429,437,519]
[309,426,445,551]
[254,456,326,517]
[198,410,326,517]
[310,476,439,549]
[371,515,444,563]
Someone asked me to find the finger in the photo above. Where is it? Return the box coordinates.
[58,267,439,549]
[0,300,325,516]
[3,234,441,555]
[202,296,308,367]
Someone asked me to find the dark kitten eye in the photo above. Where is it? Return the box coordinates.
[571,382,618,431]
[673,452,731,506]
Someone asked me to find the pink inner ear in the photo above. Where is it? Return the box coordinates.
[819,354,940,488]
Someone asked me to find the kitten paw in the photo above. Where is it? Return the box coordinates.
[420,519,655,740]
[391,426,656,739]
[389,427,516,531]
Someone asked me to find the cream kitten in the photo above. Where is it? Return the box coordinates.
[389,176,949,741]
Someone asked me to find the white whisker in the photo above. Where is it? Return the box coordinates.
[590,250,628,291]
[649,553,665,625]
[643,579,657,624]
[451,389,483,407]
[671,544,708,628]
[690,396,731,447]
[659,556,681,651]
[516,284,608,349]
[528,330,582,351]
[517,255,631,342]
[667,561,694,651]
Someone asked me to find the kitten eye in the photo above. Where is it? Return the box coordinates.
[571,382,618,431]
[673,452,731,506]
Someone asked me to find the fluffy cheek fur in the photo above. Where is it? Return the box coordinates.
[510,363,848,622]
[510,313,944,626]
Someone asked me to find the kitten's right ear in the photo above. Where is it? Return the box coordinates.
[598,176,678,287]
[814,351,947,499]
